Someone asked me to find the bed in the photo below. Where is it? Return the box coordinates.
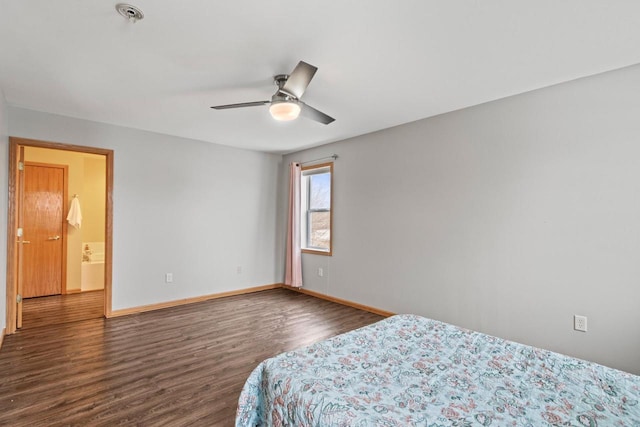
[236,314,640,426]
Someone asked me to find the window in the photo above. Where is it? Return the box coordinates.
[301,162,332,255]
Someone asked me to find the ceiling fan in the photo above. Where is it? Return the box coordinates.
[211,61,335,125]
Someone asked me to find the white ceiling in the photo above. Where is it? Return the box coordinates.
[1,1,640,153]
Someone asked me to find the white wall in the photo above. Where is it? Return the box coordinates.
[281,64,640,375]
[0,89,8,333]
[9,108,281,311]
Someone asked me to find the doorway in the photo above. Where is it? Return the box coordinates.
[6,137,114,334]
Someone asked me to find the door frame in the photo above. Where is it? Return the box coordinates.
[5,137,114,334]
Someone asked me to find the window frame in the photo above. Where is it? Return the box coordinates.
[301,162,333,256]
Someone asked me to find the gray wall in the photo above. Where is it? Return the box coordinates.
[281,64,640,375]
[0,90,7,333]
[8,108,281,311]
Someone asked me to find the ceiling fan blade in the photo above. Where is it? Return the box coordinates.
[281,61,317,99]
[300,102,335,125]
[211,101,269,110]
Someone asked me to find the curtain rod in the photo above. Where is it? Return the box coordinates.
[300,154,338,165]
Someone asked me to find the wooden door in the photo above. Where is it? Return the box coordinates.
[21,163,67,298]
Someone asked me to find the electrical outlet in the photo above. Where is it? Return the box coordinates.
[237,266,242,274]
[574,315,587,332]
[165,273,173,283]
[318,267,323,277]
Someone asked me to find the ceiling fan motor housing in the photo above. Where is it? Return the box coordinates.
[274,74,290,90]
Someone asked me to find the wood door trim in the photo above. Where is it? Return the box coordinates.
[23,161,69,296]
[13,147,22,329]
[6,137,114,333]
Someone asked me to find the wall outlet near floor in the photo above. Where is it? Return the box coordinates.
[574,315,587,332]
[318,267,324,277]
[165,273,173,283]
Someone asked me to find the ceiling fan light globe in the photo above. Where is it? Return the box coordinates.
[269,101,301,121]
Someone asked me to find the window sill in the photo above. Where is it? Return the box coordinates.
[302,248,332,256]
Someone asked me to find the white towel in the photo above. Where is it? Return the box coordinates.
[67,197,82,229]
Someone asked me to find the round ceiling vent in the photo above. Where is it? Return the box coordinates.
[115,4,144,22]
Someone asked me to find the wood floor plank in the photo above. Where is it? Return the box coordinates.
[0,288,383,426]
[21,290,104,329]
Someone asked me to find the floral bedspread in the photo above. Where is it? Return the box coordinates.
[236,314,640,426]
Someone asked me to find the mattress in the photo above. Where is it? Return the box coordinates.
[236,314,640,426]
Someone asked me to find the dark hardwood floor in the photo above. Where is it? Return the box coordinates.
[0,288,383,426]
[22,290,104,329]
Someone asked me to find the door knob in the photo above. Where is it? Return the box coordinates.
[20,240,31,244]
[48,235,61,241]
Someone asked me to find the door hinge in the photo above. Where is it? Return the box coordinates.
[18,161,24,171]
[16,294,22,304]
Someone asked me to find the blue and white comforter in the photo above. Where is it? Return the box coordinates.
[236,314,640,426]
